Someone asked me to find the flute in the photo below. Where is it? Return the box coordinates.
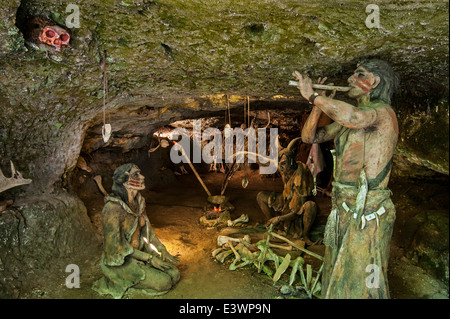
[289,80,351,92]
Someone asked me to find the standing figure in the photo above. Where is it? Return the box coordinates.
[293,59,399,299]
[257,137,317,245]
[92,163,180,299]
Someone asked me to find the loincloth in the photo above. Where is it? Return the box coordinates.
[323,181,394,249]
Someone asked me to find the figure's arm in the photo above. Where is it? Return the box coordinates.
[313,96,377,129]
[147,224,164,252]
[131,249,153,262]
[293,71,377,130]
[147,222,180,264]
[266,201,298,227]
[131,249,174,270]
[302,106,341,144]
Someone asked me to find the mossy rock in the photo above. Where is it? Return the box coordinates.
[404,210,449,282]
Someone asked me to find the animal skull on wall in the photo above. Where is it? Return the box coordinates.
[39,25,70,51]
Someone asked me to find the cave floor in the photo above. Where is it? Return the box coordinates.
[22,169,448,299]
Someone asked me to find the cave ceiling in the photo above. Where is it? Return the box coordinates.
[0,0,448,192]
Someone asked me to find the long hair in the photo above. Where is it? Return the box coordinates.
[358,59,399,105]
[111,163,139,204]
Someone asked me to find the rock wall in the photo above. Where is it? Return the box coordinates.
[0,192,99,297]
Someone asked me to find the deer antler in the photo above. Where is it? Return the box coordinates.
[0,161,32,193]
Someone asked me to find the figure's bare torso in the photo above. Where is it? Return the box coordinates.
[334,104,398,189]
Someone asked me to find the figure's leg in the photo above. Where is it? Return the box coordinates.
[256,191,276,220]
[302,201,317,245]
[133,264,180,294]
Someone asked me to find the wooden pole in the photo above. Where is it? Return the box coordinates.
[175,142,212,197]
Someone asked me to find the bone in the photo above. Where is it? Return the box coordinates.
[257,224,273,273]
[269,243,293,251]
[93,175,109,196]
[217,234,250,247]
[211,247,224,258]
[270,231,323,261]
[0,161,32,194]
[215,250,234,263]
[228,240,241,262]
[227,214,249,227]
[76,156,92,173]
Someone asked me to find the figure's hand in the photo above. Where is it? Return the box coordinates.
[266,216,281,228]
[292,71,314,100]
[150,255,174,271]
[316,77,337,99]
[160,248,180,264]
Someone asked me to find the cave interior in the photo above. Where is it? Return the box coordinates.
[0,0,448,300]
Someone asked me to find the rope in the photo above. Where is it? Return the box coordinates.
[247,96,250,128]
[102,50,109,125]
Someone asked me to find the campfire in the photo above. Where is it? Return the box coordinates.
[200,195,235,228]
[206,204,223,220]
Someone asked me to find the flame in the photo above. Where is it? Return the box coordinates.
[213,205,222,212]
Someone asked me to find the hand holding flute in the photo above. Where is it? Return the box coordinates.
[292,71,347,103]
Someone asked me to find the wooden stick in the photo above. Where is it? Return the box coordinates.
[289,81,351,92]
[220,161,238,195]
[174,142,212,197]
[270,231,323,261]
